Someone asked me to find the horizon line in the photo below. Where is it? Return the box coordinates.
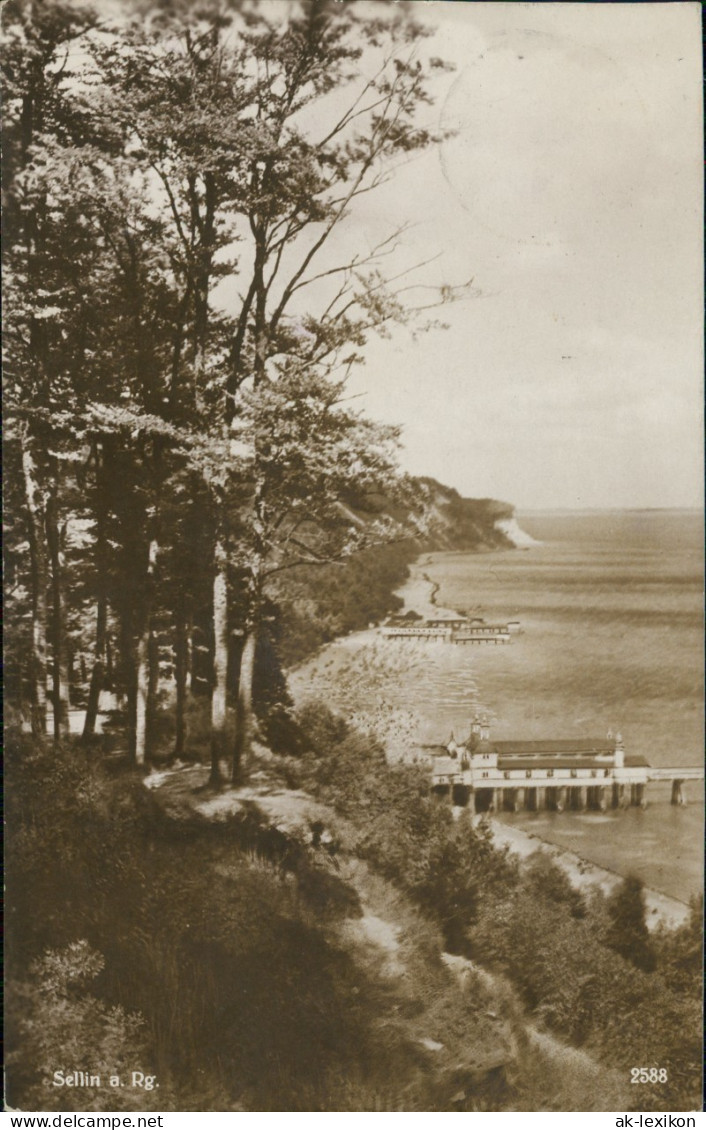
[515,505,703,514]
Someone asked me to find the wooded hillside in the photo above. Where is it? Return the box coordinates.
[3,0,480,782]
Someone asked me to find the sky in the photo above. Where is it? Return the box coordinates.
[334,1,703,511]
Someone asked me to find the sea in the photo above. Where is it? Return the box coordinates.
[417,509,704,906]
[291,509,704,905]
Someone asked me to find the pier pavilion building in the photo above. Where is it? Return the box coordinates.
[431,715,700,813]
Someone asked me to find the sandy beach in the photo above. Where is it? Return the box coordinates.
[484,817,690,931]
[289,556,694,933]
[403,557,457,617]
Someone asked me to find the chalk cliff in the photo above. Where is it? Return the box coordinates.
[493,516,541,548]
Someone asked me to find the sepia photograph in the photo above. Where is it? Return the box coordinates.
[3,0,703,1114]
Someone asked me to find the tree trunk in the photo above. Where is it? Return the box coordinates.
[173,595,191,760]
[210,537,229,786]
[134,536,159,767]
[148,629,160,741]
[21,441,48,738]
[232,627,257,785]
[46,480,70,741]
[83,455,109,740]
[106,635,114,686]
[120,605,137,760]
[135,628,150,766]
[83,591,107,740]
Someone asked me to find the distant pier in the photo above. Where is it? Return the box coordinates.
[382,612,520,644]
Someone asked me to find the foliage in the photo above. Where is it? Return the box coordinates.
[4,5,698,1110]
[1,0,479,771]
[652,894,703,996]
[6,942,165,1112]
[523,851,587,919]
[4,734,510,1112]
[467,871,701,1109]
[4,736,359,1108]
[270,485,511,670]
[274,537,417,665]
[293,702,518,951]
[417,479,514,549]
[6,703,702,1113]
[604,874,656,972]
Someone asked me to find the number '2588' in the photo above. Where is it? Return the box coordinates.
[631,1068,668,1083]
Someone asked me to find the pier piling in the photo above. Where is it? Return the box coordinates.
[586,785,607,811]
[670,779,687,806]
[569,786,585,810]
[502,788,519,813]
[452,783,470,807]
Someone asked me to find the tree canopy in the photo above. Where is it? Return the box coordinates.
[3,0,468,776]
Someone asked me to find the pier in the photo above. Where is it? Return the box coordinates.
[382,613,519,643]
[431,717,703,813]
[452,631,511,645]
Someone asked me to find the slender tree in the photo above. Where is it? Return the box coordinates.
[605,874,655,972]
[228,367,409,780]
[4,0,173,755]
[2,0,100,737]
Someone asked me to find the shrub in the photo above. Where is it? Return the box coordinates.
[604,875,655,972]
[652,894,703,995]
[467,881,702,1108]
[6,942,164,1112]
[293,703,518,951]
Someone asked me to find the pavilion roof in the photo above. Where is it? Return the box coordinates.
[492,739,614,756]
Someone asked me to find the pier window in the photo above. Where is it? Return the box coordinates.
[504,771,510,779]
[525,769,532,779]
[482,772,489,779]
[547,769,554,778]
[570,769,577,778]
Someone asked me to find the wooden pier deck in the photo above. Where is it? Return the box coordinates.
[432,761,703,812]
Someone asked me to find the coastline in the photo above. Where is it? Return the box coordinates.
[289,549,695,933]
[485,816,691,931]
[407,553,692,931]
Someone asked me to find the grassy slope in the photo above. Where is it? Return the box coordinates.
[3,740,554,1112]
